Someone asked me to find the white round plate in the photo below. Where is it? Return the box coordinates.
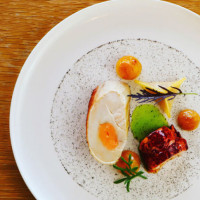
[10,0,200,199]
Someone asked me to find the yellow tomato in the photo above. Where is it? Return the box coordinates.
[116,150,140,175]
[116,56,142,80]
[178,109,200,131]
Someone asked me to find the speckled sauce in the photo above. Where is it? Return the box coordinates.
[50,39,200,200]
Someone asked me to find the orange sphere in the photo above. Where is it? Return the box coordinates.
[98,123,118,150]
[116,150,140,174]
[116,56,142,80]
[178,109,200,131]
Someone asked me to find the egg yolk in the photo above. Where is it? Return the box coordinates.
[99,123,118,150]
[178,109,200,131]
[116,150,140,175]
[116,56,142,80]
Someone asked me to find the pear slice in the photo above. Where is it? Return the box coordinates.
[134,78,186,118]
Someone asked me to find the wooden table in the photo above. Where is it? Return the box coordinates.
[0,0,199,199]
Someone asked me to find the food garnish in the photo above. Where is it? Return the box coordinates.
[129,86,197,104]
[86,81,130,164]
[113,153,147,192]
[131,104,168,141]
[139,125,188,173]
[134,78,190,118]
[116,56,142,80]
[116,150,140,175]
[178,109,200,131]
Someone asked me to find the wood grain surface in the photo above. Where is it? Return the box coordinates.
[0,0,199,199]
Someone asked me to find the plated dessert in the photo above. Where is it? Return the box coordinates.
[51,39,200,200]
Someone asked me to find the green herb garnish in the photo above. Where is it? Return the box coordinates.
[113,154,147,192]
[128,86,197,104]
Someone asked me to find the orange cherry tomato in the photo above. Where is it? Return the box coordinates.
[116,56,142,80]
[116,150,140,174]
[178,109,200,131]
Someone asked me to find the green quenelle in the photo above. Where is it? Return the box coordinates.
[131,104,168,141]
